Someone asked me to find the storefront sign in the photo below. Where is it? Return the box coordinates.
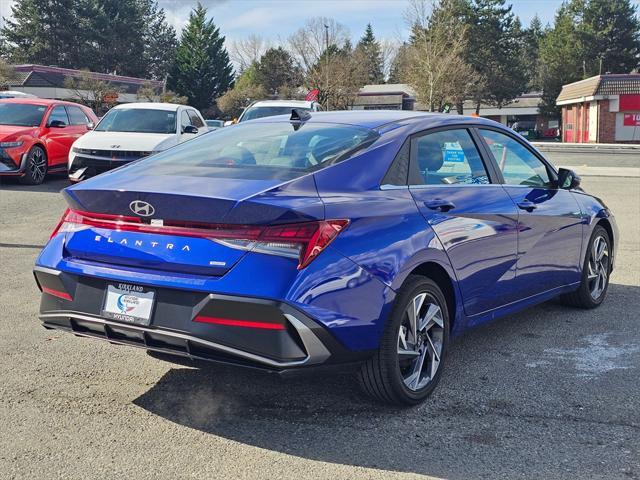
[623,113,640,126]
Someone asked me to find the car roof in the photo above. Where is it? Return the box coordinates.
[248,110,500,130]
[249,100,315,108]
[0,97,87,107]
[112,102,187,111]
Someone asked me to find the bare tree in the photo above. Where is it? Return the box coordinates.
[136,81,158,102]
[288,17,350,72]
[403,0,482,112]
[380,39,399,82]
[63,71,122,114]
[0,59,17,89]
[230,34,268,72]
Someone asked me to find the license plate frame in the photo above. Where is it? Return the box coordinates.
[102,283,155,326]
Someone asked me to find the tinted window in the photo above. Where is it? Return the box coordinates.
[0,103,47,126]
[126,122,379,180]
[381,141,410,186]
[95,108,176,134]
[48,106,69,126]
[240,106,308,122]
[410,129,489,185]
[66,106,89,125]
[187,110,204,128]
[479,129,551,187]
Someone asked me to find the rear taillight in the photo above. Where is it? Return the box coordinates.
[49,209,348,269]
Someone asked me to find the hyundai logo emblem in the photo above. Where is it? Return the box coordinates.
[129,200,155,217]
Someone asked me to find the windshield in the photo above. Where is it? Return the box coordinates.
[0,103,47,127]
[95,108,177,134]
[240,106,309,122]
[126,121,379,181]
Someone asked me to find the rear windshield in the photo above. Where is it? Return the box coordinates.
[0,103,47,126]
[240,106,309,122]
[95,108,176,134]
[127,121,379,180]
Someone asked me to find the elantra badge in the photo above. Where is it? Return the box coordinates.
[129,200,155,217]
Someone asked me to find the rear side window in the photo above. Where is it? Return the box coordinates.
[128,122,379,180]
[479,129,551,187]
[66,106,89,125]
[48,106,69,126]
[187,110,204,128]
[410,129,489,185]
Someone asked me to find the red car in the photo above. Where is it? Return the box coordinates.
[0,98,97,184]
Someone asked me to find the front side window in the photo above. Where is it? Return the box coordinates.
[0,103,47,127]
[47,106,69,126]
[180,110,191,130]
[95,108,177,134]
[479,129,551,187]
[187,110,204,128]
[410,129,490,185]
[66,106,89,125]
[125,122,379,181]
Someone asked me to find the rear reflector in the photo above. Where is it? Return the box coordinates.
[194,315,286,330]
[49,208,348,269]
[41,286,72,301]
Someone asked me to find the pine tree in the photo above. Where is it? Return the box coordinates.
[142,0,178,80]
[1,0,177,78]
[520,15,545,91]
[168,3,234,111]
[255,47,302,95]
[538,3,584,119]
[582,0,640,74]
[466,0,527,109]
[1,0,81,67]
[355,24,384,84]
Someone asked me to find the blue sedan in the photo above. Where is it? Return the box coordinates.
[34,110,618,405]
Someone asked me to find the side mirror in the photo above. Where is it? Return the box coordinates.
[557,168,581,190]
[223,120,234,127]
[86,122,95,130]
[182,125,198,134]
[48,120,67,128]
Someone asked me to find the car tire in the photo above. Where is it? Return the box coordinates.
[560,225,612,309]
[358,275,450,405]
[19,145,48,185]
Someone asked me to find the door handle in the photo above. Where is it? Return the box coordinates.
[424,199,456,212]
[517,201,537,212]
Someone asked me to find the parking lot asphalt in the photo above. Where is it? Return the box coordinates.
[1,158,639,479]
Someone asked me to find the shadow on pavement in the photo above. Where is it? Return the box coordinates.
[0,175,69,193]
[134,283,640,478]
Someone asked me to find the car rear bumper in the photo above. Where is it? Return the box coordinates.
[34,266,369,372]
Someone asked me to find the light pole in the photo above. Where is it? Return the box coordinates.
[324,23,330,111]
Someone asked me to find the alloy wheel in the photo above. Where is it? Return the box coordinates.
[588,235,609,300]
[397,293,445,391]
[29,148,47,184]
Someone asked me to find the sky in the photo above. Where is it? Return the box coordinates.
[1,0,640,50]
[156,0,571,44]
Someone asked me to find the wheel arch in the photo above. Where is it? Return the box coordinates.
[29,141,48,161]
[595,217,615,270]
[408,261,458,333]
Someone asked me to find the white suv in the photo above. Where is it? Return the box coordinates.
[237,100,322,123]
[68,103,207,182]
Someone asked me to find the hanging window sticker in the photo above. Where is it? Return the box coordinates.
[442,141,465,163]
